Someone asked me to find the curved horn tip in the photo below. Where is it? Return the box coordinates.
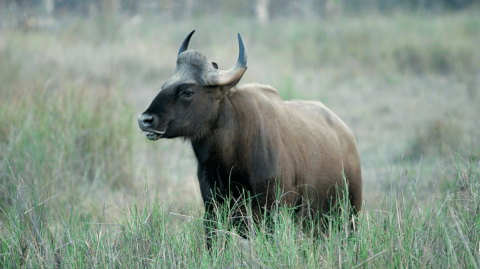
[178,30,196,56]
[237,33,247,66]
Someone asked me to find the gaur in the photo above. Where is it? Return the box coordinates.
[138,30,362,246]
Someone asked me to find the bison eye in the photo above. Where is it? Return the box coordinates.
[182,91,194,98]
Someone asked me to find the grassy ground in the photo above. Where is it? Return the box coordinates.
[0,9,479,267]
[0,159,479,268]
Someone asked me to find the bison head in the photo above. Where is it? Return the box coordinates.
[138,30,247,140]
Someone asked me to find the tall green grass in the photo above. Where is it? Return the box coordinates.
[0,81,135,221]
[0,158,478,267]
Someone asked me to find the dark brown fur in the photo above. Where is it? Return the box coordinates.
[138,33,362,246]
[193,83,362,219]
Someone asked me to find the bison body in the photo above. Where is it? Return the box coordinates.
[138,31,362,245]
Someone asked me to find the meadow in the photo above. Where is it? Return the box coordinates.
[0,9,479,267]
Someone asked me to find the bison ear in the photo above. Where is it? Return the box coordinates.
[211,62,218,69]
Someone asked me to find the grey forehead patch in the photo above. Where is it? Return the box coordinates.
[177,51,210,68]
[162,73,190,89]
[173,51,212,86]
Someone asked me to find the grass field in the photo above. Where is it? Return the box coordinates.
[0,9,479,267]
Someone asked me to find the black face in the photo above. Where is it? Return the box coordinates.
[137,31,247,141]
[137,52,221,141]
[138,84,220,141]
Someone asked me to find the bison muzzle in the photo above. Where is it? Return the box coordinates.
[138,30,362,247]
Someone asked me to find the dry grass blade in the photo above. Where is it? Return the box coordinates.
[449,207,479,269]
[353,250,387,268]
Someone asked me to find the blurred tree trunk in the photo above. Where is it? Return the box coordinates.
[159,0,171,17]
[315,0,327,17]
[184,0,194,19]
[122,0,138,15]
[15,0,27,8]
[101,0,118,15]
[300,0,314,18]
[255,0,269,25]
[325,0,342,18]
[45,0,54,15]
[418,0,426,9]
[159,0,194,20]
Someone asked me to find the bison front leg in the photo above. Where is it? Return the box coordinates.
[203,200,219,250]
[198,166,226,250]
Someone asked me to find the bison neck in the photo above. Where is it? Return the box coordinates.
[190,93,280,197]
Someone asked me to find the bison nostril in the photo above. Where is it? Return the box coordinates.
[139,114,155,127]
[143,116,154,124]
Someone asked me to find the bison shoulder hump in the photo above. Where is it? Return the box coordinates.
[235,83,281,98]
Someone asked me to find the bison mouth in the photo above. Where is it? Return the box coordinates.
[143,130,165,141]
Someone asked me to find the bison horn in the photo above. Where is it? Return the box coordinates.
[178,30,195,56]
[206,33,247,86]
